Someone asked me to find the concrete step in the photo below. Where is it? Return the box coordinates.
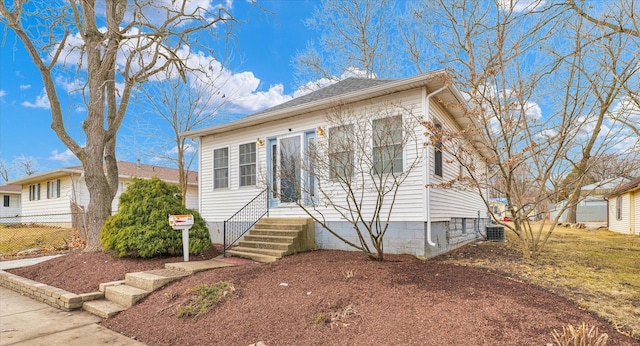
[99,280,126,293]
[258,217,310,225]
[250,229,301,237]
[230,246,286,257]
[237,240,292,251]
[125,269,188,291]
[243,234,296,244]
[225,249,279,263]
[83,299,127,319]
[105,284,150,308]
[254,223,304,230]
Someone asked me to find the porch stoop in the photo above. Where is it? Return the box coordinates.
[82,266,189,319]
[225,217,315,263]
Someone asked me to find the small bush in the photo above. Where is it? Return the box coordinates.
[178,281,235,320]
[551,322,609,346]
[101,177,211,258]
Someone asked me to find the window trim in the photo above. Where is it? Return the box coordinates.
[238,142,257,187]
[328,124,355,180]
[434,123,443,178]
[47,179,61,199]
[29,184,41,201]
[372,115,404,175]
[615,196,622,220]
[213,146,230,190]
[3,195,9,207]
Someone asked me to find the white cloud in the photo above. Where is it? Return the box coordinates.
[49,148,77,163]
[497,0,545,12]
[21,89,51,109]
[0,90,5,101]
[19,84,31,90]
[56,76,84,93]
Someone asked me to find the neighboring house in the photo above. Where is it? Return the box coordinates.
[606,176,640,235]
[185,71,491,258]
[551,177,631,223]
[0,185,22,223]
[8,161,198,227]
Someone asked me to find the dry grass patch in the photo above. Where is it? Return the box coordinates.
[441,223,640,339]
[0,224,76,254]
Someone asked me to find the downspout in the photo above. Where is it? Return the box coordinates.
[424,85,449,252]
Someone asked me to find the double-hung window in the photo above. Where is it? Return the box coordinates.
[29,184,40,201]
[373,115,403,174]
[47,179,61,199]
[3,195,9,207]
[434,123,443,177]
[616,196,622,220]
[239,143,257,187]
[213,147,229,189]
[329,125,354,179]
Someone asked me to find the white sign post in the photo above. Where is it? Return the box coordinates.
[169,214,194,262]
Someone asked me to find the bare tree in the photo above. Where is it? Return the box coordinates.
[137,72,230,204]
[269,102,423,261]
[293,0,405,89]
[0,1,236,250]
[0,158,9,184]
[12,155,40,177]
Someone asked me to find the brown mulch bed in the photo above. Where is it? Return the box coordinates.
[5,246,638,345]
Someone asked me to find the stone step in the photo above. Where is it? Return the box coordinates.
[254,223,304,230]
[83,299,127,319]
[237,240,292,251]
[225,249,279,263]
[230,246,286,257]
[99,280,126,293]
[125,269,188,291]
[250,229,301,237]
[243,234,296,244]
[105,284,150,308]
[258,217,310,225]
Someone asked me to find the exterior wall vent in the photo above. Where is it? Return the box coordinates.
[485,225,506,242]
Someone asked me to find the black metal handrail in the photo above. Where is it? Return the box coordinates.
[223,188,269,255]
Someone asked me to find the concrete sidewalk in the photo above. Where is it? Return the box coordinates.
[0,286,144,346]
[0,254,65,271]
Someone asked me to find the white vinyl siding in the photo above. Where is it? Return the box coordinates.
[428,102,486,221]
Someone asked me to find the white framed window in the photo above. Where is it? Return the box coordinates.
[434,123,443,177]
[329,124,354,179]
[616,196,622,220]
[3,195,9,207]
[47,179,61,199]
[213,147,229,189]
[29,184,40,201]
[372,115,403,174]
[239,143,257,187]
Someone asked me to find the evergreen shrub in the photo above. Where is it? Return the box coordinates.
[101,177,210,257]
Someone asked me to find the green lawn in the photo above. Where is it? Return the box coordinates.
[0,224,75,255]
[444,224,640,339]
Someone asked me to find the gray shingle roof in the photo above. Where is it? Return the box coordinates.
[251,77,396,117]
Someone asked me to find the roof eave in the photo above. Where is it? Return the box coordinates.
[183,70,451,139]
[8,169,84,186]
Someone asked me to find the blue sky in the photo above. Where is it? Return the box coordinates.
[0,0,317,180]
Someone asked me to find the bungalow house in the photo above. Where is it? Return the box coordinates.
[8,161,198,227]
[606,176,640,235]
[185,71,491,259]
[0,185,22,223]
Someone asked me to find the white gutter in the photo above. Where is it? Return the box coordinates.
[424,85,448,250]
